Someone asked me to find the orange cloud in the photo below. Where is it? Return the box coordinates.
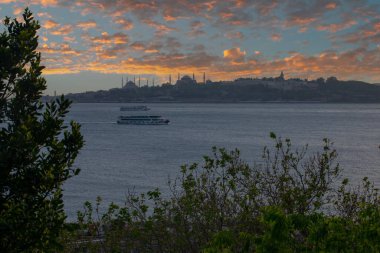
[317,20,357,32]
[338,20,380,44]
[43,67,80,75]
[163,14,177,21]
[271,33,282,41]
[39,42,81,56]
[287,17,317,26]
[92,32,129,44]
[77,20,97,30]
[50,24,73,35]
[325,2,337,9]
[39,45,380,85]
[37,12,53,18]
[43,19,59,29]
[130,42,146,51]
[115,18,134,30]
[13,7,24,15]
[63,36,76,43]
[36,0,58,7]
[223,47,246,59]
[144,49,159,54]
[143,19,176,35]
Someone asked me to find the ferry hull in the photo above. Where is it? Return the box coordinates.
[117,115,169,125]
[117,120,169,125]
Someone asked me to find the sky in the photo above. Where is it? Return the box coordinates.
[1,0,380,94]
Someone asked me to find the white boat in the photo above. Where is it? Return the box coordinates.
[117,115,169,125]
[120,105,150,111]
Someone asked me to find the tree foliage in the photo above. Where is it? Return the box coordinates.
[0,8,83,252]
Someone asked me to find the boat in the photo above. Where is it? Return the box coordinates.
[117,115,169,125]
[120,105,150,111]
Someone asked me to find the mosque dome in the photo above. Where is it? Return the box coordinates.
[181,75,192,81]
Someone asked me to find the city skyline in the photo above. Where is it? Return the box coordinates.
[1,0,380,94]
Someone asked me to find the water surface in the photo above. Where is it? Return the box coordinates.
[64,103,380,220]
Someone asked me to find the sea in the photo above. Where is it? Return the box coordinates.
[63,103,380,220]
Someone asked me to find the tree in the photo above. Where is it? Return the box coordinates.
[0,8,83,252]
[316,77,325,84]
[326,76,338,83]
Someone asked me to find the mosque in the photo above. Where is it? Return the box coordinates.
[175,74,197,86]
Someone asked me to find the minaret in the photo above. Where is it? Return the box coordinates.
[203,72,206,84]
[152,78,155,86]
[138,76,141,87]
[121,76,124,88]
[169,74,171,84]
[280,71,285,80]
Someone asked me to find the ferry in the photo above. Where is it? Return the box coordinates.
[120,105,150,111]
[117,115,169,125]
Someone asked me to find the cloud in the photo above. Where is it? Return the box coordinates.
[39,40,380,85]
[3,0,378,84]
[337,19,380,45]
[43,67,80,75]
[188,21,205,37]
[35,0,58,7]
[84,50,219,75]
[281,0,342,30]
[325,2,337,9]
[143,19,177,36]
[91,32,129,45]
[37,12,53,18]
[97,44,127,59]
[50,24,74,35]
[316,20,357,33]
[223,47,246,60]
[224,31,245,40]
[76,20,97,30]
[43,19,59,29]
[39,42,81,56]
[271,33,282,41]
[130,41,146,51]
[114,17,134,30]
[13,6,24,15]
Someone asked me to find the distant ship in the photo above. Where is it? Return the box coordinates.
[120,105,150,111]
[117,115,169,125]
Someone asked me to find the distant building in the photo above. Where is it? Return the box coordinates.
[175,75,197,86]
[162,82,171,86]
[123,80,137,89]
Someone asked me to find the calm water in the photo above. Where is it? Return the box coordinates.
[63,103,380,220]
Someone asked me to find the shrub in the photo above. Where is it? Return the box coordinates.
[60,134,377,253]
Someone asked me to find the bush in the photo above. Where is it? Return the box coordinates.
[60,134,380,253]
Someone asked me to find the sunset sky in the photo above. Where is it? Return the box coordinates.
[1,0,380,94]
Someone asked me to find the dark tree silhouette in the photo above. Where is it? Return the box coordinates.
[0,8,83,252]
